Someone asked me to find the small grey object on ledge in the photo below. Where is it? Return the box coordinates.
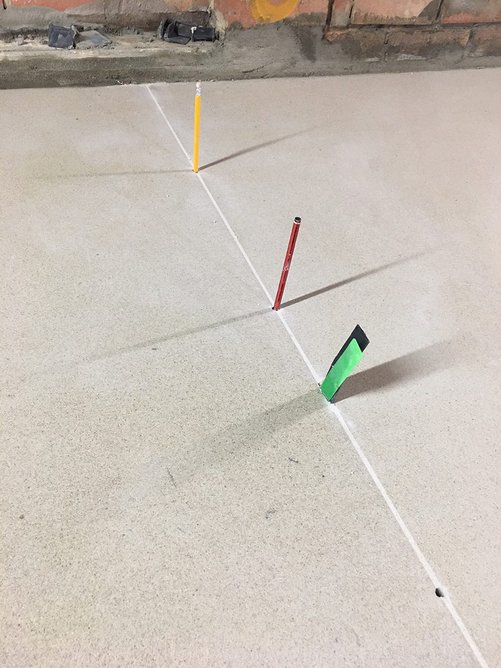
[76,30,112,50]
[48,24,77,49]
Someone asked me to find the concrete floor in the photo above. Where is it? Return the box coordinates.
[1,71,500,667]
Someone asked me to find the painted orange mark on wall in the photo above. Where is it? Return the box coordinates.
[250,0,300,22]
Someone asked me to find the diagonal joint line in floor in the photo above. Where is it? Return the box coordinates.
[144,82,489,668]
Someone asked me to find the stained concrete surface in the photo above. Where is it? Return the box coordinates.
[0,73,500,666]
[2,25,501,89]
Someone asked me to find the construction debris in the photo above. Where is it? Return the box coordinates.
[158,19,216,45]
[48,25,112,50]
[48,24,77,49]
[76,30,112,50]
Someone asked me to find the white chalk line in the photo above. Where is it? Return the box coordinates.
[147,85,191,164]
[147,84,274,305]
[145,83,489,668]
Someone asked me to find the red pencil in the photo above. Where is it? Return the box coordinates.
[273,217,301,311]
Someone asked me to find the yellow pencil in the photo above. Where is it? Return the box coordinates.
[193,81,201,173]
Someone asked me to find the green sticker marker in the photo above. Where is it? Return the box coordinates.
[320,325,369,402]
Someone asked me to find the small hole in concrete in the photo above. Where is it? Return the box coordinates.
[435,587,444,598]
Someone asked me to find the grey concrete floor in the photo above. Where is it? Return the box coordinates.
[1,72,500,667]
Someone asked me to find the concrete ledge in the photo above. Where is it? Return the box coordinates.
[1,25,500,88]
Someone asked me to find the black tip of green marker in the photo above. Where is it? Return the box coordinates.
[320,325,369,402]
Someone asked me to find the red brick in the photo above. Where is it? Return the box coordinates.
[351,0,441,25]
[323,27,386,59]
[329,0,353,27]
[213,0,254,28]
[386,27,470,58]
[470,25,501,56]
[441,0,501,24]
[214,0,325,28]
[99,0,174,29]
[67,1,105,24]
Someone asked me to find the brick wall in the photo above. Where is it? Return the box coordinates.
[326,0,501,26]
[1,0,501,63]
[324,0,501,60]
[0,0,200,32]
